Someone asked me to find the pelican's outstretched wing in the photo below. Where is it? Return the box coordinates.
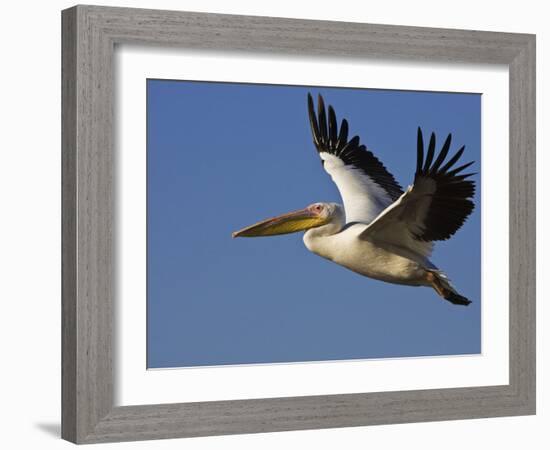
[360,128,475,257]
[307,93,403,224]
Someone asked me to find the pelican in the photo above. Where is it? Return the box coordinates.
[233,94,476,306]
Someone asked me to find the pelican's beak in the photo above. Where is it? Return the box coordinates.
[232,207,326,238]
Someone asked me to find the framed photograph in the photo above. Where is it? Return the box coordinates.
[62,5,536,444]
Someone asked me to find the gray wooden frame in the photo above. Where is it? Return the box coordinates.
[62,4,536,444]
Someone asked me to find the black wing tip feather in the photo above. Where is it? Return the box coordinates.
[306,93,404,201]
[415,127,476,242]
[415,128,476,179]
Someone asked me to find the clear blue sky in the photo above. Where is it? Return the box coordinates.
[147,79,481,369]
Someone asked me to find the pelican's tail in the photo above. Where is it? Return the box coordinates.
[426,270,471,306]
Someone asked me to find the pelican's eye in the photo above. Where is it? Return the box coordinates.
[312,204,324,214]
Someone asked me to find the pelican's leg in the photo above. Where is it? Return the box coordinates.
[424,270,471,306]
[425,271,447,297]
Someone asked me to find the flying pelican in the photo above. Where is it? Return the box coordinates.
[233,94,476,306]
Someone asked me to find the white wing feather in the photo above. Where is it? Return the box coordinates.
[320,153,393,224]
[358,183,435,258]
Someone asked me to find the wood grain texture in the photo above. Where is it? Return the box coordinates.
[61,7,77,443]
[508,37,536,409]
[61,4,536,444]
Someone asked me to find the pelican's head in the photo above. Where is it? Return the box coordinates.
[232,202,344,238]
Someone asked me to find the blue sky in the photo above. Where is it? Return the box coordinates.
[147,79,481,369]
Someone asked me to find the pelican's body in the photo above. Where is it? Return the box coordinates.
[233,94,476,306]
[304,221,430,286]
